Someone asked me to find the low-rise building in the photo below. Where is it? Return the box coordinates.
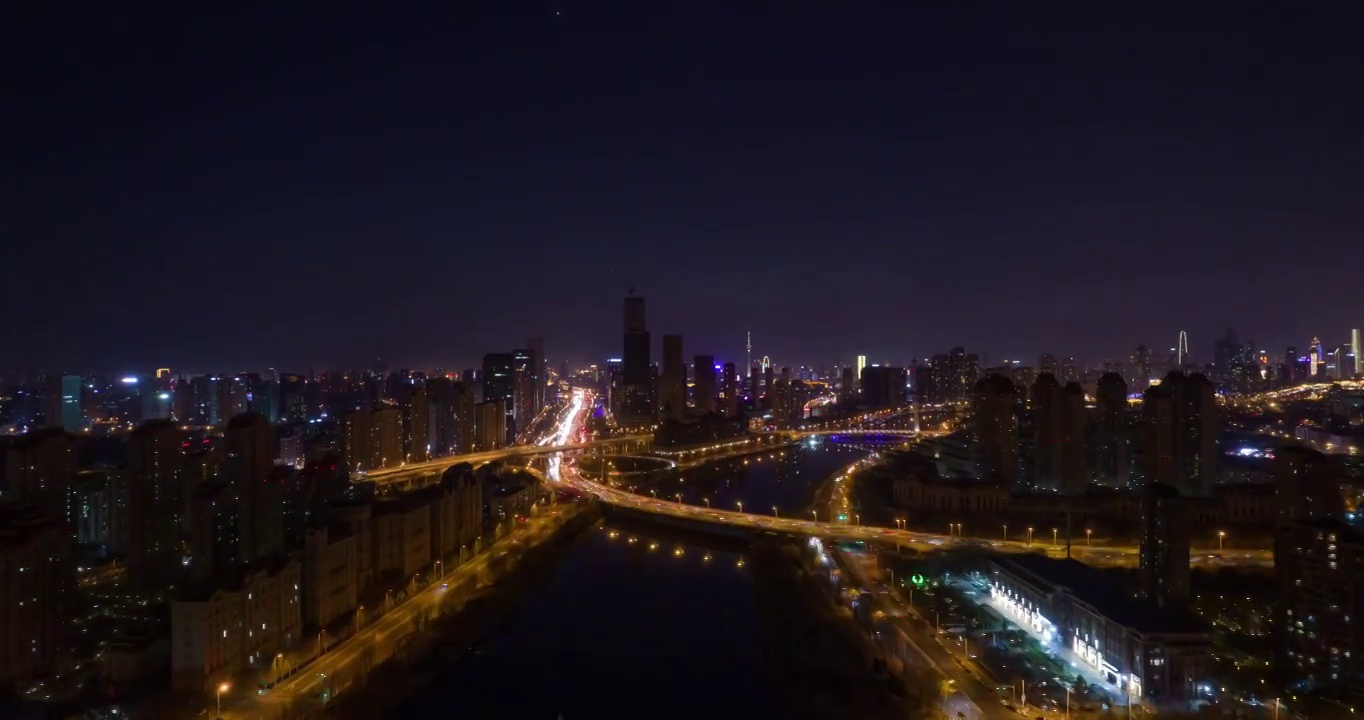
[302,525,357,631]
[170,557,301,692]
[373,493,430,582]
[987,554,1212,703]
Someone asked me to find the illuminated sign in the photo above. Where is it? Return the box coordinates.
[911,574,926,588]
[120,377,139,384]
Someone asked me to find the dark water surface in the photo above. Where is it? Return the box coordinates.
[396,441,870,719]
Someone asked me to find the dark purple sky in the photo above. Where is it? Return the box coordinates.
[7,2,1362,373]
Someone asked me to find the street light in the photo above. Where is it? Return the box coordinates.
[1218,530,1226,550]
[811,510,818,521]
[1027,526,1034,545]
[702,497,710,508]
[1052,528,1059,546]
[854,514,860,526]
[1003,524,1008,541]
[772,506,779,518]
[1085,528,1092,546]
[736,501,743,513]
[216,682,230,717]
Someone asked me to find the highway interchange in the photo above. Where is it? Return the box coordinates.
[547,390,1272,569]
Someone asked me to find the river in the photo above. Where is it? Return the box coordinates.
[396,440,871,719]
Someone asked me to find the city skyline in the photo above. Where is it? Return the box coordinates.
[8,3,1363,370]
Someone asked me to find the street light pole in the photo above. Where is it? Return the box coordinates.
[1003,524,1008,541]
[216,682,229,718]
[772,506,779,518]
[1218,530,1226,550]
[1052,528,1058,546]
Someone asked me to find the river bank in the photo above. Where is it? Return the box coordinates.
[322,504,600,719]
[749,539,927,719]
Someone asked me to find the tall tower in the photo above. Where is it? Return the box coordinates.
[660,334,686,418]
[746,330,752,381]
[621,293,654,424]
[1177,331,1189,366]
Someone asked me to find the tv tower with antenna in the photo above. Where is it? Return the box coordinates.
[746,329,752,379]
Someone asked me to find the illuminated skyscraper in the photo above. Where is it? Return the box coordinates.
[1177,331,1189,366]
[855,355,867,389]
[1353,328,1362,376]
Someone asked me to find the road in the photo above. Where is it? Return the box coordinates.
[549,391,1273,568]
[226,510,569,718]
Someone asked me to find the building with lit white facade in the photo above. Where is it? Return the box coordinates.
[988,554,1212,703]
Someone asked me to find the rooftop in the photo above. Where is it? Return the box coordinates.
[994,553,1207,636]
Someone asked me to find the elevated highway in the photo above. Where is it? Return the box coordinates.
[546,392,1273,569]
[360,433,652,487]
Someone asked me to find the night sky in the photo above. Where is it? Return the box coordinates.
[7,3,1362,373]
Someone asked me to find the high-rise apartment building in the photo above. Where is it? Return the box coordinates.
[0,505,74,695]
[224,412,282,564]
[1094,372,1130,487]
[341,405,401,473]
[512,347,536,433]
[399,384,430,463]
[1140,371,1217,497]
[126,419,185,585]
[949,347,979,402]
[475,400,507,451]
[1031,373,1063,489]
[860,366,907,409]
[426,377,475,456]
[1272,447,1356,694]
[721,362,738,417]
[660,334,686,418]
[693,356,717,414]
[973,374,1018,486]
[526,336,545,415]
[840,366,857,402]
[1059,381,1087,495]
[1139,481,1190,606]
[1,427,76,525]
